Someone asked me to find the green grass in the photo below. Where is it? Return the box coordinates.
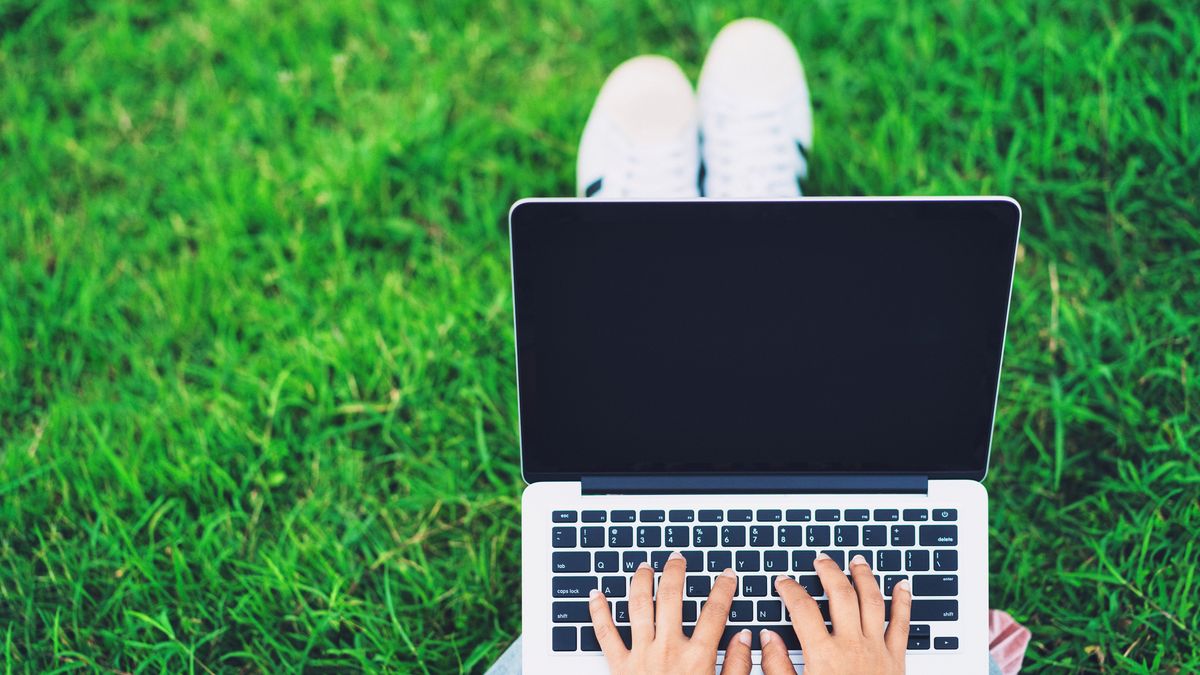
[1,0,1198,672]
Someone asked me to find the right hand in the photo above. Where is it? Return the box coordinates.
[722,552,912,675]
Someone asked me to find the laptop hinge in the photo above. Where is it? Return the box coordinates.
[581,474,928,495]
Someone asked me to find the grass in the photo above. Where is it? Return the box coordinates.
[1,0,1197,672]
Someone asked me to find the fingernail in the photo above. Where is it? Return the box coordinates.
[738,629,751,646]
[814,552,831,561]
[774,575,789,586]
[589,589,601,599]
[760,629,773,646]
[850,554,868,566]
[895,579,910,593]
[721,567,737,579]
[638,561,651,570]
[668,551,684,561]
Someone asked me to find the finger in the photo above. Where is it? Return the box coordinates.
[655,551,686,635]
[721,629,753,675]
[849,554,886,639]
[814,552,861,636]
[759,628,800,675]
[588,589,629,662]
[629,561,656,646]
[691,568,737,645]
[884,578,913,660]
[773,575,831,652]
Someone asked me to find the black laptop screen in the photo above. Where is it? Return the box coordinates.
[510,200,1019,482]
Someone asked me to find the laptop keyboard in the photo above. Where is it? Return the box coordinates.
[548,507,961,655]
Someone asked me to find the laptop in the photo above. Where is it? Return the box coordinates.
[512,197,1021,674]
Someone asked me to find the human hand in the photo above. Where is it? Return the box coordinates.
[588,552,739,674]
[755,552,912,675]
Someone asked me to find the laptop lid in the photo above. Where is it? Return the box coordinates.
[510,198,1020,483]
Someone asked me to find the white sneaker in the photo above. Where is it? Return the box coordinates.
[577,55,701,198]
[698,18,813,198]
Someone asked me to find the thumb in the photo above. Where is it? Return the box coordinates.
[720,628,753,675]
[759,628,799,675]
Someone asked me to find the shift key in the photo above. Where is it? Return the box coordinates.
[553,576,598,598]
[911,599,958,621]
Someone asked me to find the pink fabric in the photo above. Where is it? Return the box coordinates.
[988,609,1031,674]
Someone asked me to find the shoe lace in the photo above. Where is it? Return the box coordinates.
[703,102,806,197]
[612,133,698,198]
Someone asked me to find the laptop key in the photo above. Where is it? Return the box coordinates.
[756,509,782,522]
[708,550,733,572]
[552,626,576,651]
[742,575,768,597]
[614,601,629,622]
[682,600,698,622]
[909,624,930,636]
[637,526,662,548]
[580,626,601,651]
[792,550,816,572]
[693,526,717,547]
[553,511,577,523]
[552,527,576,548]
[863,525,887,546]
[785,509,811,522]
[581,510,606,523]
[763,550,788,572]
[687,575,711,597]
[594,551,619,572]
[552,601,592,623]
[681,550,704,572]
[749,525,774,547]
[669,509,695,523]
[906,550,930,571]
[722,526,747,547]
[873,509,899,522]
[553,576,597,598]
[911,599,958,621]
[650,551,671,572]
[934,549,958,571]
[622,551,647,572]
[920,525,958,547]
[877,550,902,571]
[612,510,636,523]
[913,575,958,596]
[728,509,753,522]
[883,574,908,596]
[821,550,845,568]
[757,599,782,621]
[935,636,959,650]
[907,636,930,650]
[609,526,633,548]
[891,525,916,547]
[807,525,830,547]
[719,625,801,650]
[601,576,627,597]
[849,549,872,566]
[729,600,754,622]
[845,509,870,522]
[736,550,760,572]
[664,526,689,548]
[553,552,589,573]
[580,526,604,548]
[640,510,665,523]
[616,626,632,648]
[777,526,804,547]
[798,574,823,596]
[903,509,928,522]
[835,525,859,547]
[699,509,724,522]
[815,509,840,522]
[933,508,957,521]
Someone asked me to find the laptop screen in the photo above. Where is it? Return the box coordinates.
[510,199,1020,482]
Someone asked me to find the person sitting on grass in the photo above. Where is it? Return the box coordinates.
[487,17,1032,675]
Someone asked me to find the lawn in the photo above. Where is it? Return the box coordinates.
[1,0,1198,672]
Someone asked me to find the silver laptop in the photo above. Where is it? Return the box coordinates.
[512,197,1021,674]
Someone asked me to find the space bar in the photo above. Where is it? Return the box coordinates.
[717,625,802,651]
